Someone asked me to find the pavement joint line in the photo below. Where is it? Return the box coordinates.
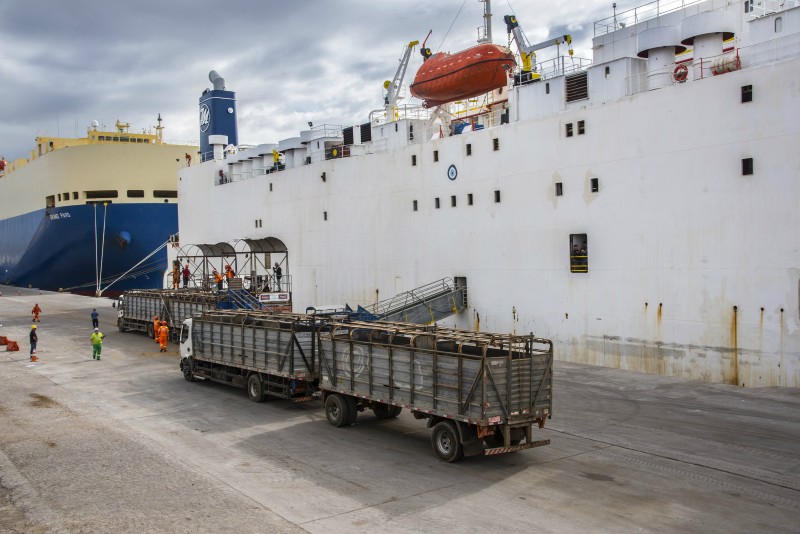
[0,447,70,534]
[546,426,800,494]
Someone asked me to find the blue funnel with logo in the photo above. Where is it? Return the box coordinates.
[199,70,238,162]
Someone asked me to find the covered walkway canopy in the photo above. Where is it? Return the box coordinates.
[176,237,289,292]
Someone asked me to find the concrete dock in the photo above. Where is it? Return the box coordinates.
[1,286,798,533]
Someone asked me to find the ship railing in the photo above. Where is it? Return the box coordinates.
[423,107,508,141]
[536,56,592,81]
[371,105,431,126]
[594,0,704,36]
[306,124,344,141]
[738,32,800,70]
[625,34,799,96]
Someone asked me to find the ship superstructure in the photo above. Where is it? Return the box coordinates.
[177,0,800,387]
[0,117,196,294]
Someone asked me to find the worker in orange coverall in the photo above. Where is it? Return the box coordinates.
[157,321,169,352]
[153,315,160,340]
[31,303,42,322]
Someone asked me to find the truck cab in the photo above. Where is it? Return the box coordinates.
[179,318,195,381]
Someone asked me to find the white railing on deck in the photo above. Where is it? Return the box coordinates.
[594,0,704,36]
[423,107,507,141]
[371,105,431,126]
[625,34,800,96]
[307,124,343,140]
[536,56,592,81]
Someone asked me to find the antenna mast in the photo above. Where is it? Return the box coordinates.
[478,0,492,44]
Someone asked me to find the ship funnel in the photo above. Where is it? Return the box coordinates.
[199,71,238,162]
[209,70,225,90]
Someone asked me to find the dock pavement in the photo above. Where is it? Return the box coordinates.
[1,285,798,533]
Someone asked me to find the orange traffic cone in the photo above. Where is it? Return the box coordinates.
[30,352,39,362]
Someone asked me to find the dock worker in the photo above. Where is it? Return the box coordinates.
[91,328,104,360]
[273,262,282,291]
[172,263,180,289]
[30,325,38,362]
[213,269,224,292]
[32,303,42,322]
[157,321,169,352]
[225,264,235,280]
[153,315,160,340]
[91,308,99,328]
[182,264,190,288]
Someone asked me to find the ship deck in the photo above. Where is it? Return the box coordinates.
[1,285,798,532]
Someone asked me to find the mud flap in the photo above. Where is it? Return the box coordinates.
[455,421,484,457]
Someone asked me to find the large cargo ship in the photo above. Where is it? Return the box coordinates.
[0,117,195,295]
[176,0,800,387]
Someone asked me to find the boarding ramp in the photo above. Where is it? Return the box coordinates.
[223,279,264,310]
[359,277,467,324]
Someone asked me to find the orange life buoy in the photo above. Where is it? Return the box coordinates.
[673,64,688,82]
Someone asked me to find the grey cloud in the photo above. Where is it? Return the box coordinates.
[0,0,614,161]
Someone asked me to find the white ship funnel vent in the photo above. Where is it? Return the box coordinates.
[209,70,225,90]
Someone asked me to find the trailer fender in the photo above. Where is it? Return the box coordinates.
[426,417,483,457]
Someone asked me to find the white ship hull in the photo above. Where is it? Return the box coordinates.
[178,0,800,387]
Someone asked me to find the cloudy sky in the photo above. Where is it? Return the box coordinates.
[0,0,623,162]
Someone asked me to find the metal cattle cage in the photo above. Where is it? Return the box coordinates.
[187,310,320,400]
[317,320,553,461]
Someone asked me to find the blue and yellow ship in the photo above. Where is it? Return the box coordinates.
[0,117,196,295]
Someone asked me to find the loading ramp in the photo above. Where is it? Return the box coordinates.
[356,277,468,324]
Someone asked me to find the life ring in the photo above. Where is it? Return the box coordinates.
[673,64,688,82]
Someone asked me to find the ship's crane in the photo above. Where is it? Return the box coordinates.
[504,15,573,84]
[384,39,420,117]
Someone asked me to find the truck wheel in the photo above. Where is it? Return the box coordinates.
[372,403,401,419]
[325,394,351,427]
[117,318,126,333]
[147,323,154,339]
[431,421,464,463]
[247,374,265,403]
[182,358,195,382]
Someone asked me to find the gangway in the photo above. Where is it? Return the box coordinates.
[222,278,264,310]
[358,277,467,324]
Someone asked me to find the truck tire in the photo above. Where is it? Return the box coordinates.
[247,374,266,403]
[147,323,154,339]
[431,421,464,462]
[372,403,401,419]
[117,318,126,333]
[182,357,195,382]
[325,394,351,427]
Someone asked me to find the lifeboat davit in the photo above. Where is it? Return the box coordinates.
[409,43,515,108]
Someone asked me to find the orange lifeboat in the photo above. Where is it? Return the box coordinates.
[410,43,515,108]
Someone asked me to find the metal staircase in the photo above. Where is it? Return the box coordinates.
[217,278,262,310]
[225,288,263,310]
[358,277,467,324]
